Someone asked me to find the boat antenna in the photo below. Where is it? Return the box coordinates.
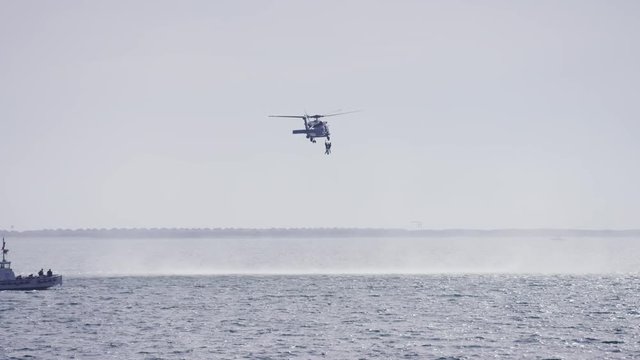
[2,237,7,262]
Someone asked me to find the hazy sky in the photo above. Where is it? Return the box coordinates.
[1,1,639,230]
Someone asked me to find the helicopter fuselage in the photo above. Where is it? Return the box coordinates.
[292,119,330,142]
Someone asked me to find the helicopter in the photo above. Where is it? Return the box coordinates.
[268,110,358,144]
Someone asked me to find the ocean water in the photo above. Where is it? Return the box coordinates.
[2,275,640,359]
[2,237,640,359]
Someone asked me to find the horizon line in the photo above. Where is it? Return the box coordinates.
[2,227,640,235]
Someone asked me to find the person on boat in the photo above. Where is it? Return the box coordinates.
[47,269,52,277]
[38,269,44,276]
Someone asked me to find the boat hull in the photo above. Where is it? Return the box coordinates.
[0,275,62,291]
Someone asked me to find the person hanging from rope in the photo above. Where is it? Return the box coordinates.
[324,141,332,155]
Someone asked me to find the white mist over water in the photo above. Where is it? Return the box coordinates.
[7,237,640,276]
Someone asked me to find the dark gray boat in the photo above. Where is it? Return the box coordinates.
[0,238,62,291]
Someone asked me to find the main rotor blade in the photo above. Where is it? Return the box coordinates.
[268,115,307,119]
[318,110,362,118]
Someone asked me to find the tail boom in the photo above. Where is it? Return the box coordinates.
[292,129,313,134]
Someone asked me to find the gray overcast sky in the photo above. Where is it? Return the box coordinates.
[1,1,639,230]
